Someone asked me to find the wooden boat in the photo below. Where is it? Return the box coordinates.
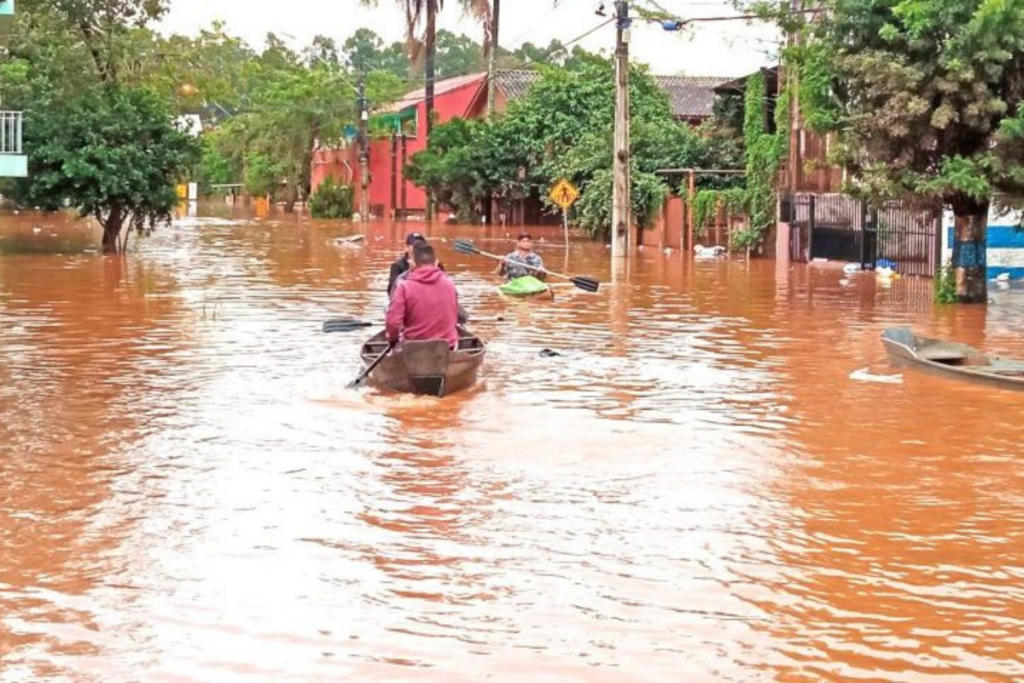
[360,328,485,397]
[498,275,554,299]
[881,327,1024,390]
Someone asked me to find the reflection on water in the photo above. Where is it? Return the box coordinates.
[1,208,1023,681]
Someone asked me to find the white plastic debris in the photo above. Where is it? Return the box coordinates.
[694,244,727,258]
[850,367,903,384]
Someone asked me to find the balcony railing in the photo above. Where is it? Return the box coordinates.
[1,110,23,155]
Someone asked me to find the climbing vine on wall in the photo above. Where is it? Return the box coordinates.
[733,70,788,248]
[691,188,747,238]
[690,70,788,249]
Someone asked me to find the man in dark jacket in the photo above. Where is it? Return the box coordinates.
[387,232,425,296]
[386,243,460,349]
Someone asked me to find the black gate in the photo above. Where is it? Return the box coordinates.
[783,193,940,277]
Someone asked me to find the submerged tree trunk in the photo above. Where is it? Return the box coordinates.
[950,196,990,304]
[100,206,124,255]
[283,183,298,213]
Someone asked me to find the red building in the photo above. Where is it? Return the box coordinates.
[310,70,729,220]
[312,73,503,219]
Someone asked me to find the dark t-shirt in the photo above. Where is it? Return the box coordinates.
[388,254,447,296]
[388,255,410,296]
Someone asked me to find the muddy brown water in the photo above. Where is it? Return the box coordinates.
[1,208,1023,681]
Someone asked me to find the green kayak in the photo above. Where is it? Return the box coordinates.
[499,275,552,298]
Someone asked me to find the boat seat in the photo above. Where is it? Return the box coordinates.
[918,344,969,362]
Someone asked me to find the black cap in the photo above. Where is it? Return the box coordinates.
[405,232,425,246]
[518,233,532,241]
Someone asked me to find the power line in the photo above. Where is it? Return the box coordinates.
[507,0,579,47]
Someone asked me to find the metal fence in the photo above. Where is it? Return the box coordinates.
[0,111,24,155]
[782,193,941,277]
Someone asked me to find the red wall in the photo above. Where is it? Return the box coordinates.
[311,75,488,217]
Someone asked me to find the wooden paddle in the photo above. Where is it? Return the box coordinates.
[347,340,394,389]
[323,318,374,333]
[452,239,601,293]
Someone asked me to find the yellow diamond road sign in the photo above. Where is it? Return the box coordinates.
[549,178,579,210]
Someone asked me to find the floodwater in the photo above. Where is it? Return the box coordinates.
[1,207,1023,682]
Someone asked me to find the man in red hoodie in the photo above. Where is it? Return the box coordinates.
[386,242,460,349]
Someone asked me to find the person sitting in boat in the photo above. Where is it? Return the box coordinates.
[388,232,425,296]
[389,238,469,324]
[386,243,461,349]
[498,233,547,281]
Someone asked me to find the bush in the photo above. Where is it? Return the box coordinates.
[309,177,354,219]
[935,264,957,304]
[575,169,668,239]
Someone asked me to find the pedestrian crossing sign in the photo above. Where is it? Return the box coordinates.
[549,178,579,210]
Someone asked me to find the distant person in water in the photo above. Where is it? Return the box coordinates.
[498,233,546,282]
[387,243,461,348]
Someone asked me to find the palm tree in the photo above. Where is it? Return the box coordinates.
[362,0,491,139]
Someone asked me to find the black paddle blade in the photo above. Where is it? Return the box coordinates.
[571,276,601,293]
[323,318,373,333]
[453,239,480,255]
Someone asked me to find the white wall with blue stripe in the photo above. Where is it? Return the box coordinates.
[943,205,1024,280]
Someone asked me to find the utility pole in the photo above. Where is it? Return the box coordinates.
[357,69,370,221]
[611,0,631,258]
[487,0,501,117]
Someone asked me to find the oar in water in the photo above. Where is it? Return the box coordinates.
[323,318,374,333]
[452,239,601,293]
[347,340,394,389]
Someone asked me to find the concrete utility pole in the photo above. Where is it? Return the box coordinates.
[357,70,370,221]
[611,1,631,258]
[487,0,501,117]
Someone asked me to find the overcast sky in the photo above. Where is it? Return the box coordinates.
[159,0,780,78]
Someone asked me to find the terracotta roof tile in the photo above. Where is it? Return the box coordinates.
[494,70,541,101]
[653,75,731,120]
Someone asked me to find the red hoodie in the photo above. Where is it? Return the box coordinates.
[386,265,460,347]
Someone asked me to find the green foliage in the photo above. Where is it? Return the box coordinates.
[784,0,1024,213]
[497,40,605,71]
[196,136,237,190]
[406,60,739,236]
[575,169,669,237]
[712,92,745,138]
[18,0,169,83]
[434,29,484,77]
[738,71,786,249]
[935,264,958,304]
[17,86,199,253]
[196,120,247,190]
[697,69,785,249]
[691,188,748,236]
[343,28,411,77]
[5,2,407,215]
[244,152,284,198]
[308,177,354,219]
[404,117,487,221]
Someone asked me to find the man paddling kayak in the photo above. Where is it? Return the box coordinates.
[498,233,547,281]
[387,243,461,349]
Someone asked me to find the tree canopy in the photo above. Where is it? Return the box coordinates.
[1,2,406,212]
[19,86,199,253]
[782,0,1024,302]
[407,61,741,234]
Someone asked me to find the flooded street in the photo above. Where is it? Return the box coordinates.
[2,209,1023,681]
